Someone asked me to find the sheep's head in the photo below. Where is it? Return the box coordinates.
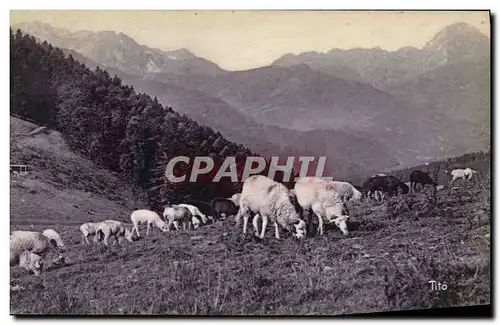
[125,228,134,243]
[353,188,363,201]
[192,217,201,229]
[157,220,169,232]
[291,219,307,239]
[329,215,349,235]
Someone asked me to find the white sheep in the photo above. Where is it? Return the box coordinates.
[294,177,351,236]
[176,204,208,224]
[42,228,66,251]
[191,216,201,229]
[372,173,387,177]
[450,168,479,184]
[10,230,64,273]
[130,209,169,236]
[17,251,44,276]
[94,220,134,246]
[163,205,193,231]
[229,193,241,207]
[79,222,101,244]
[235,175,307,239]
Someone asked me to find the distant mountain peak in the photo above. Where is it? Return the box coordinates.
[423,21,489,62]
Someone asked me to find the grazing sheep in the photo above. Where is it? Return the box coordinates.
[229,193,241,206]
[79,222,101,245]
[177,203,208,224]
[42,229,66,252]
[130,209,169,236]
[372,173,387,177]
[437,185,445,191]
[163,205,193,231]
[450,168,479,184]
[236,175,307,239]
[18,251,43,276]
[410,170,437,192]
[211,198,238,220]
[294,177,351,236]
[297,177,362,216]
[10,231,64,273]
[94,220,134,246]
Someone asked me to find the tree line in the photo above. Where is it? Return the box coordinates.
[11,29,298,210]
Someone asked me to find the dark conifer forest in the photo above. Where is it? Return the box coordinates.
[9,29,266,209]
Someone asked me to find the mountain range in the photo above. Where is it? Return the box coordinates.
[11,20,491,176]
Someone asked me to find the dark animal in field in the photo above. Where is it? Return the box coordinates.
[409,170,437,192]
[362,175,407,199]
[211,198,239,220]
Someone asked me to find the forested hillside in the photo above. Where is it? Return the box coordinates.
[10,29,261,209]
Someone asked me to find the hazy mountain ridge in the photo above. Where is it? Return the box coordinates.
[272,22,489,90]
[111,69,399,175]
[12,21,226,77]
[12,20,491,169]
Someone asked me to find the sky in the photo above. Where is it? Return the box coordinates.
[10,10,490,71]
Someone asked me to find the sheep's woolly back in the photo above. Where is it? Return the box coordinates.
[98,220,125,236]
[42,229,65,250]
[177,204,207,223]
[163,206,192,223]
[240,175,301,229]
[10,231,50,265]
[131,209,162,223]
[294,177,344,211]
[80,222,101,235]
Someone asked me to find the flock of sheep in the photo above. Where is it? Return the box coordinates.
[10,167,479,277]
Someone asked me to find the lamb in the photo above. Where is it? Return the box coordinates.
[94,220,134,246]
[163,205,193,231]
[79,222,101,244]
[176,203,208,224]
[41,228,66,252]
[17,251,44,276]
[10,230,64,274]
[294,177,351,236]
[235,175,307,239]
[130,209,169,236]
[450,168,479,184]
[211,198,239,220]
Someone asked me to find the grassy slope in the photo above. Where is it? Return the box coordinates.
[10,117,490,315]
